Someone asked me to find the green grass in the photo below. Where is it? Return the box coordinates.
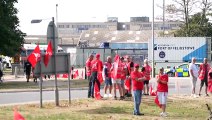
[0,96,211,120]
[0,79,89,90]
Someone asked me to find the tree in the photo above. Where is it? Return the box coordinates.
[0,0,25,57]
[174,12,212,37]
[166,0,199,36]
[166,0,212,37]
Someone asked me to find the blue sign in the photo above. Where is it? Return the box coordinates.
[159,51,165,58]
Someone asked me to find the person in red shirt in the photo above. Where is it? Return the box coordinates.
[198,58,210,96]
[156,67,169,117]
[131,63,146,116]
[143,59,152,95]
[120,57,127,99]
[208,68,212,93]
[111,55,124,100]
[86,54,94,98]
[103,56,113,98]
[90,53,103,98]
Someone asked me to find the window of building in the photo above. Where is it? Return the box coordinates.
[59,25,64,28]
[143,24,151,27]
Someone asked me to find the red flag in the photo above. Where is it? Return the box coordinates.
[94,82,102,100]
[208,81,212,92]
[74,70,79,78]
[28,44,41,68]
[97,60,103,83]
[155,95,162,108]
[150,85,156,96]
[113,55,120,79]
[44,41,53,67]
[63,74,68,78]
[14,108,25,120]
[125,78,131,91]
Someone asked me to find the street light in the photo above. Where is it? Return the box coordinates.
[31,17,59,106]
[152,0,155,77]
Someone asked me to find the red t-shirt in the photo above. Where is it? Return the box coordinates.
[157,74,169,92]
[91,59,103,72]
[86,59,92,76]
[143,64,152,80]
[131,71,144,91]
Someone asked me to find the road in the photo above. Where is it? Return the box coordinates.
[0,77,204,106]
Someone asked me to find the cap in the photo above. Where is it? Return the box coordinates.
[96,53,100,58]
[134,63,139,67]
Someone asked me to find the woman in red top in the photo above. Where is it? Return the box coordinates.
[208,68,212,93]
[157,67,169,117]
[131,64,145,116]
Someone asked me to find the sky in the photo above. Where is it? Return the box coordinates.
[15,0,172,35]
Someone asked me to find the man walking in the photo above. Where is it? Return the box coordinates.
[198,58,210,96]
[189,57,199,98]
[86,54,94,98]
[24,60,32,82]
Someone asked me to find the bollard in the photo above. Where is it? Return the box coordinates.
[14,66,18,79]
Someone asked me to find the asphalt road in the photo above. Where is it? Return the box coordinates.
[0,77,205,106]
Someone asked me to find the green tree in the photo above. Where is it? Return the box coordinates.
[175,12,212,37]
[0,0,25,57]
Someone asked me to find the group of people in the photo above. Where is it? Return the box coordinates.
[189,57,212,97]
[85,53,169,117]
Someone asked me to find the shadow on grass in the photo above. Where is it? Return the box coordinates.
[77,106,130,115]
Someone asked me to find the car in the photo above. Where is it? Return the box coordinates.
[164,63,201,77]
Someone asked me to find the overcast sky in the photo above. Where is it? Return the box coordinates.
[15,0,172,35]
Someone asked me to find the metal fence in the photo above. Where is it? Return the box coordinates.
[69,48,148,68]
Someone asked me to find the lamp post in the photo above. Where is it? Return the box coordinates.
[31,17,59,106]
[152,0,155,77]
[163,0,165,37]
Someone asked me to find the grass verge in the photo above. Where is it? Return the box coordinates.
[0,79,89,90]
[0,95,211,120]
